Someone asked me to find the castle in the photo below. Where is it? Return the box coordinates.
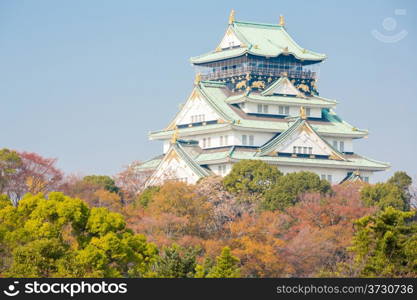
[139,11,389,185]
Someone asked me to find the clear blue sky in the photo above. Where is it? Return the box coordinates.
[1,0,416,182]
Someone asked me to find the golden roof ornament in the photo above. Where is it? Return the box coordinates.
[171,128,179,144]
[229,9,235,25]
[300,106,307,119]
[279,15,285,26]
[194,73,202,85]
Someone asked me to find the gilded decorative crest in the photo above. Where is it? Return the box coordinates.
[251,80,265,89]
[194,73,202,85]
[279,15,285,26]
[229,9,235,24]
[300,106,307,120]
[171,128,179,144]
[235,80,247,89]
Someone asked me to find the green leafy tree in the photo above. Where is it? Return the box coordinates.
[223,160,282,196]
[136,186,160,208]
[82,175,119,194]
[361,183,407,211]
[388,171,413,209]
[262,171,331,211]
[388,171,412,191]
[0,148,22,196]
[205,247,240,278]
[0,192,158,277]
[348,207,417,277]
[195,247,240,278]
[155,244,199,278]
[194,257,214,278]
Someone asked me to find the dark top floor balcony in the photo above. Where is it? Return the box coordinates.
[194,54,320,82]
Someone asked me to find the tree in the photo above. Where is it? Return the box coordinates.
[262,171,331,211]
[0,192,158,277]
[114,161,152,204]
[388,171,412,192]
[82,175,119,194]
[223,160,282,196]
[195,176,255,233]
[60,175,122,212]
[226,212,292,277]
[147,181,214,237]
[204,247,240,278]
[361,183,407,211]
[347,207,417,277]
[136,186,160,208]
[155,244,199,278]
[4,151,63,205]
[0,149,22,196]
[388,171,413,210]
[283,184,376,276]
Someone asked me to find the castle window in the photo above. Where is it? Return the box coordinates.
[202,138,206,148]
[321,174,326,180]
[242,135,247,145]
[224,135,228,145]
[303,147,308,154]
[297,146,302,153]
[278,105,290,115]
[263,105,269,113]
[327,175,332,183]
[249,135,254,146]
[191,114,205,123]
[293,146,297,154]
[306,108,311,117]
[257,104,262,113]
[207,137,211,147]
[339,141,345,152]
[218,165,222,174]
[364,176,369,183]
[308,147,313,154]
[333,141,338,149]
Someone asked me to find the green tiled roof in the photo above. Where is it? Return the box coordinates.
[261,76,303,96]
[136,156,163,170]
[150,122,230,139]
[257,117,346,158]
[191,21,326,64]
[193,147,389,171]
[195,150,230,162]
[232,153,389,170]
[149,81,367,140]
[191,47,247,64]
[244,93,337,107]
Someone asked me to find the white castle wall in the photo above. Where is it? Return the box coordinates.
[163,133,354,154]
[207,162,373,184]
[175,94,219,125]
[242,102,322,118]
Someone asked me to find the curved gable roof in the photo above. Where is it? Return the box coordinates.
[191,20,326,64]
